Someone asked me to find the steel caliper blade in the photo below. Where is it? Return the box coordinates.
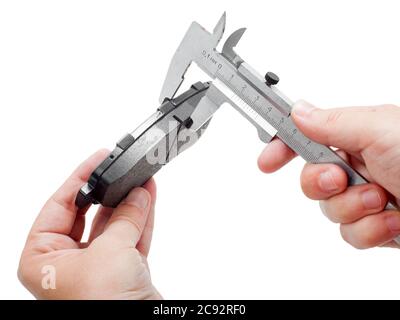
[160,13,400,245]
[159,12,226,104]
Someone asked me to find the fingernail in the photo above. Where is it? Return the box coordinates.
[361,189,382,210]
[125,188,149,209]
[386,215,400,233]
[292,100,315,118]
[318,171,338,192]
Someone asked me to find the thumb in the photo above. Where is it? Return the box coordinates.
[291,100,385,153]
[102,187,151,247]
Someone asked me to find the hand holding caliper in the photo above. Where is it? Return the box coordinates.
[259,101,400,249]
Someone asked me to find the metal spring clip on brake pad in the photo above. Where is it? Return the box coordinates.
[76,13,400,246]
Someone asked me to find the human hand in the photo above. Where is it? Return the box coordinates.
[258,101,400,249]
[18,150,162,299]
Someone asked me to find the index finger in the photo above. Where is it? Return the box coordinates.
[258,138,297,173]
[30,149,109,235]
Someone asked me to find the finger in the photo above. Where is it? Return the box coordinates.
[88,178,157,245]
[348,155,370,180]
[340,210,400,249]
[320,183,388,224]
[31,149,109,235]
[258,139,297,173]
[300,163,348,200]
[101,187,151,247]
[336,149,375,182]
[136,178,157,256]
[88,206,114,242]
[69,215,86,242]
[291,101,394,153]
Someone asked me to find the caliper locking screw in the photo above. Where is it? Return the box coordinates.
[265,72,280,86]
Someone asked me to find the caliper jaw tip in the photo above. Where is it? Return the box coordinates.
[158,13,227,105]
[222,27,247,66]
[213,12,226,45]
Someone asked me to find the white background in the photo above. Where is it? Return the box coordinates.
[1,0,400,299]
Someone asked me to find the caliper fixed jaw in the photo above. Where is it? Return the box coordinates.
[159,12,226,104]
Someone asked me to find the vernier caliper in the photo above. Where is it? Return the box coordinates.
[76,13,399,244]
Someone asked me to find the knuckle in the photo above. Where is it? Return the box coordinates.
[325,109,344,127]
[116,202,144,217]
[111,215,142,234]
[108,205,144,233]
[333,210,352,224]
